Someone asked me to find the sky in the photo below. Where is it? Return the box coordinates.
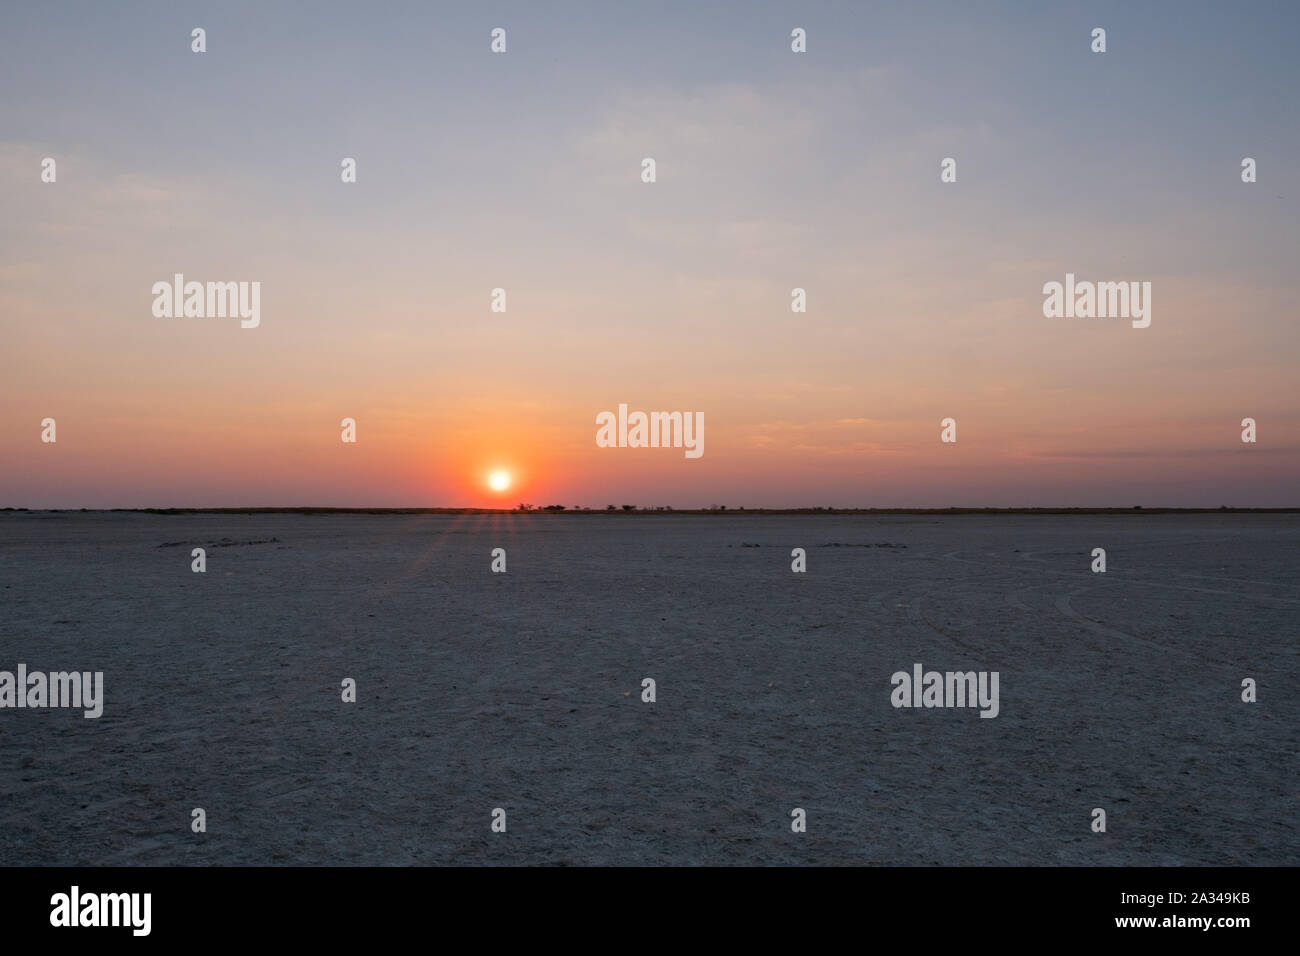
[2,0,1297,508]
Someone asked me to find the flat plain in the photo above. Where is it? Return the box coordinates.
[1,511,1295,865]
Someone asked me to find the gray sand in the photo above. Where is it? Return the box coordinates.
[0,512,1296,865]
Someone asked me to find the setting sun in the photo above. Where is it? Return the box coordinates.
[488,470,511,492]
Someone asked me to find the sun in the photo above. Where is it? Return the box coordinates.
[488,470,511,492]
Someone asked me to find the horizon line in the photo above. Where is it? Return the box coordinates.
[5,506,1299,516]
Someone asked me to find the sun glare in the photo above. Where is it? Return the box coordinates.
[488,470,511,492]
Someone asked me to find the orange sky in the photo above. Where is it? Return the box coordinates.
[2,4,1296,507]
